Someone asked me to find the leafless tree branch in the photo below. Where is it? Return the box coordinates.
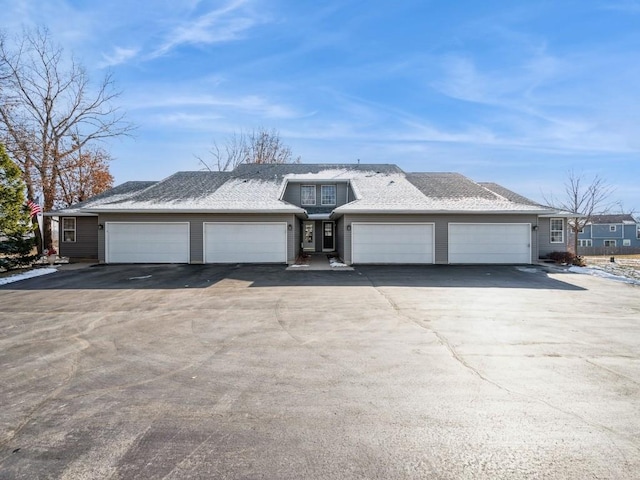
[0,26,135,250]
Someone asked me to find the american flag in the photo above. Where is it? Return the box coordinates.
[27,199,42,218]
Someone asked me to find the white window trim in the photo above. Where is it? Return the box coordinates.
[550,218,564,244]
[62,217,77,243]
[321,184,336,206]
[301,185,316,206]
[609,225,617,232]
[604,239,617,247]
[623,239,631,246]
[578,239,592,247]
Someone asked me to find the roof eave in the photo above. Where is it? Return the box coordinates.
[44,211,98,217]
[80,207,305,215]
[335,207,558,215]
[538,212,582,218]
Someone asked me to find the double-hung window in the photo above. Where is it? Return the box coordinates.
[550,218,564,243]
[321,185,336,206]
[578,239,592,247]
[62,217,76,242]
[604,240,617,247]
[301,185,316,206]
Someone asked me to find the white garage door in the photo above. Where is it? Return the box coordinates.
[448,223,531,264]
[351,223,434,264]
[105,222,190,263]
[204,222,287,263]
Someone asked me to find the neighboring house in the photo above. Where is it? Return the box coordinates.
[574,214,640,255]
[47,163,571,265]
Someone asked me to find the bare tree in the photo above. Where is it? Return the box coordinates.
[199,128,300,171]
[0,27,134,250]
[544,170,615,254]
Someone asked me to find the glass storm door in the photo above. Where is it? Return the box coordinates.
[303,222,315,251]
[323,221,335,251]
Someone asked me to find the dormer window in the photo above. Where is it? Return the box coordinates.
[321,185,336,205]
[301,185,316,205]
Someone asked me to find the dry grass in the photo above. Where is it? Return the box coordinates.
[582,255,640,282]
[584,255,640,266]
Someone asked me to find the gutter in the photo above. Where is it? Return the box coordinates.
[332,208,559,215]
[79,207,306,215]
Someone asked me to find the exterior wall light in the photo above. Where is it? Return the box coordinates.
[98,224,104,230]
[287,224,292,231]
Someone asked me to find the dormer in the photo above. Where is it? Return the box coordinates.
[281,180,354,213]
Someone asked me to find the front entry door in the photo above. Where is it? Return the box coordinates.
[323,221,335,251]
[302,222,315,251]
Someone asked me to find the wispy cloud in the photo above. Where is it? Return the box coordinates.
[99,46,140,67]
[126,90,303,128]
[151,0,260,58]
[600,0,640,13]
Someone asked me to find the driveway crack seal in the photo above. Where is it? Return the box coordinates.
[359,269,640,452]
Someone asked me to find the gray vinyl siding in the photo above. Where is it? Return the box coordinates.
[292,217,301,259]
[342,213,538,264]
[58,216,99,260]
[577,222,640,248]
[97,213,296,264]
[335,217,345,261]
[282,182,350,208]
[538,217,568,258]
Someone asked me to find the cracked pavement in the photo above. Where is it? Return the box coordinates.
[1,264,639,479]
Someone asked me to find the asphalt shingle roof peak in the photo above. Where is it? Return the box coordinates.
[406,172,497,199]
[231,162,402,180]
[117,170,231,203]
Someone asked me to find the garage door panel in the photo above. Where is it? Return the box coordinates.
[204,223,286,263]
[449,223,530,264]
[106,223,190,264]
[352,223,433,264]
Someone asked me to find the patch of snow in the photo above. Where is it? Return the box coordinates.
[0,268,57,286]
[568,266,640,286]
[516,267,538,274]
[329,257,348,267]
[289,264,309,268]
[129,275,152,280]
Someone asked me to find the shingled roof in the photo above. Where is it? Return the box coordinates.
[405,173,549,213]
[588,214,637,225]
[49,181,157,215]
[51,163,557,215]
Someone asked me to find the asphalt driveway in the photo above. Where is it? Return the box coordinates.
[1,265,639,479]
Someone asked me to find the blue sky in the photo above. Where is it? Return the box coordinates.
[2,0,639,212]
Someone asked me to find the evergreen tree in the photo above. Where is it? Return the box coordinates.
[0,144,36,269]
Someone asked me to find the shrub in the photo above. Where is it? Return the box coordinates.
[0,234,38,269]
[547,251,586,266]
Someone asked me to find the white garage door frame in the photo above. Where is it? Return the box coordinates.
[351,222,435,264]
[448,222,532,264]
[105,222,190,264]
[203,222,288,264]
